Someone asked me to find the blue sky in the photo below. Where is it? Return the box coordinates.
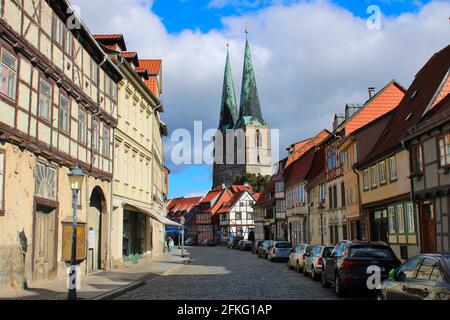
[153,0,431,33]
[154,0,434,199]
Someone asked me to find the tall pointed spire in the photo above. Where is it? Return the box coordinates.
[236,35,267,128]
[218,43,239,131]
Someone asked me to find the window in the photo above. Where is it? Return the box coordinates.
[412,144,424,175]
[319,184,325,202]
[328,187,332,209]
[388,206,396,234]
[363,169,369,191]
[0,49,17,100]
[379,160,387,184]
[309,188,314,205]
[333,185,338,209]
[239,201,244,207]
[0,150,4,212]
[406,203,415,233]
[35,163,57,200]
[389,156,397,181]
[416,258,436,281]
[397,257,421,280]
[65,30,73,56]
[123,151,128,183]
[354,143,358,163]
[341,182,345,208]
[59,95,70,133]
[235,212,242,220]
[79,111,87,144]
[275,181,284,193]
[255,129,262,148]
[93,121,100,151]
[247,212,253,220]
[39,79,52,121]
[397,204,405,234]
[53,16,63,45]
[105,75,111,97]
[438,134,450,167]
[91,60,98,83]
[371,165,378,188]
[339,151,345,167]
[430,264,445,282]
[102,127,110,156]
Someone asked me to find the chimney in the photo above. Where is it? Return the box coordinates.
[368,87,375,99]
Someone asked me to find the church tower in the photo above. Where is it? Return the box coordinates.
[213,36,272,188]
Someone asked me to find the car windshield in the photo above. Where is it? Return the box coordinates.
[275,242,292,248]
[349,245,396,259]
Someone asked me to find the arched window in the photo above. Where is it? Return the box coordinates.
[255,129,262,148]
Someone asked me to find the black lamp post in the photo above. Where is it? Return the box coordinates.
[67,166,85,300]
[319,203,325,245]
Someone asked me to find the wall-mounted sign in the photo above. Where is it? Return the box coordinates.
[88,228,96,250]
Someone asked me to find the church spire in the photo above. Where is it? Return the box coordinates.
[236,35,267,128]
[218,43,238,131]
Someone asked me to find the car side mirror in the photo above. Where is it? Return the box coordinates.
[388,269,396,279]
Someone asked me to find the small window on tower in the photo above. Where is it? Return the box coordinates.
[256,129,262,148]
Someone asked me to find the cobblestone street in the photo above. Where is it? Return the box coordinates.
[117,246,359,300]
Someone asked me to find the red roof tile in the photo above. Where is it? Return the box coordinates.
[284,147,316,188]
[140,59,161,75]
[357,44,450,168]
[230,185,254,193]
[286,130,330,167]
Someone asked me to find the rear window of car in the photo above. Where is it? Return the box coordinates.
[275,242,292,248]
[349,245,396,259]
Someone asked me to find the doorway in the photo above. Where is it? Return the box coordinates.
[33,203,57,281]
[370,210,388,242]
[420,201,437,253]
[88,187,106,272]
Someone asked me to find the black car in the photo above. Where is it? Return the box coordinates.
[377,253,450,300]
[252,240,265,254]
[321,240,401,297]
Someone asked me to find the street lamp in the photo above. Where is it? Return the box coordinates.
[318,203,325,245]
[67,166,85,300]
[180,216,185,258]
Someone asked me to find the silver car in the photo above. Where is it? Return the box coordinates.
[268,241,292,262]
[304,245,334,280]
[287,243,312,272]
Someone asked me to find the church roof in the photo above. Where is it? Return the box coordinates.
[218,48,239,131]
[236,39,267,128]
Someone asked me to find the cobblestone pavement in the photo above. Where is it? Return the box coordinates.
[117,246,372,300]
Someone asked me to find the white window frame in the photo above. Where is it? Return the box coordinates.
[363,169,369,191]
[406,203,415,233]
[59,95,70,133]
[389,156,397,181]
[397,204,405,234]
[371,165,378,188]
[379,160,387,185]
[388,206,396,234]
[0,49,18,100]
[0,150,4,212]
[79,110,87,144]
[39,79,52,121]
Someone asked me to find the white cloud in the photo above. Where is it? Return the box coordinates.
[70,0,450,165]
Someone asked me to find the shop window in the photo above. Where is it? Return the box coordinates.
[397,204,405,234]
[388,206,396,234]
[406,203,415,233]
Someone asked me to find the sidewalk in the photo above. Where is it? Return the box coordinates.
[0,248,190,300]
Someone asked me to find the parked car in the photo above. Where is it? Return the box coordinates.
[237,240,246,250]
[268,241,292,262]
[241,240,253,251]
[287,243,312,272]
[304,245,334,280]
[321,240,401,297]
[206,239,216,246]
[185,238,198,246]
[258,240,274,259]
[376,253,450,300]
[227,237,241,249]
[252,240,265,254]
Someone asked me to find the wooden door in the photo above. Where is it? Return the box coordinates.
[420,202,437,253]
[33,204,57,280]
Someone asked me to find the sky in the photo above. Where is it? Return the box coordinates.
[70,0,449,199]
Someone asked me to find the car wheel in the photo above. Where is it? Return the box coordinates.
[304,265,309,277]
[321,272,331,288]
[311,267,318,281]
[268,254,273,262]
[296,261,300,272]
[335,274,346,298]
[287,260,292,269]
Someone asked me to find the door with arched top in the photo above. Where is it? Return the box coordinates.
[87,187,106,272]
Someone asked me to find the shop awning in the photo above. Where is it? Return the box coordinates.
[161,216,182,227]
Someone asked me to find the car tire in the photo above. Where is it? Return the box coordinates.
[296,261,300,272]
[335,274,346,298]
[287,260,292,270]
[321,272,331,288]
[311,267,319,281]
[304,265,309,277]
[268,255,273,262]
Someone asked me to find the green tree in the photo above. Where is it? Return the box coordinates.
[232,173,271,193]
